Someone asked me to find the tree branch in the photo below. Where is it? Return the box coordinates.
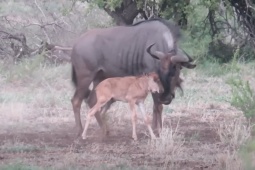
[34,0,46,20]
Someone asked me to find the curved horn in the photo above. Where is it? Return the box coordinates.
[146,43,165,60]
[171,48,189,63]
[180,48,194,62]
[171,55,189,63]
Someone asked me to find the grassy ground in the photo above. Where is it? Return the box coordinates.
[0,57,254,170]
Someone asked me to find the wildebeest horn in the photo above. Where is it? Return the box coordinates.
[147,43,165,60]
[171,48,189,63]
[171,55,189,63]
[180,48,194,62]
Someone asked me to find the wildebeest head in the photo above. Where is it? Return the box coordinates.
[147,43,196,105]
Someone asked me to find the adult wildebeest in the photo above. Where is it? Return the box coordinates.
[81,72,164,141]
[71,18,196,138]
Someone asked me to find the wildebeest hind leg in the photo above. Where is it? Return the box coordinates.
[71,77,94,138]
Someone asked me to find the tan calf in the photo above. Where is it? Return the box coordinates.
[81,72,164,141]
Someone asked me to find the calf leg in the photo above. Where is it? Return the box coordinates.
[138,103,156,139]
[129,102,138,141]
[87,91,105,131]
[82,99,109,140]
[100,99,115,136]
[85,74,107,134]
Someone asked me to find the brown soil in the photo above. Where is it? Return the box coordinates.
[0,115,224,170]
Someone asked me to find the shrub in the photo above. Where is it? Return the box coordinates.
[227,78,255,122]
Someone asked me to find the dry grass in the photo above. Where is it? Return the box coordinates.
[216,117,252,148]
[147,118,186,170]
[0,59,255,169]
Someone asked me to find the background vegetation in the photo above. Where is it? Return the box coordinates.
[1,0,255,169]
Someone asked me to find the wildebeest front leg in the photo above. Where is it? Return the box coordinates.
[152,93,163,136]
[138,103,156,139]
[71,92,83,137]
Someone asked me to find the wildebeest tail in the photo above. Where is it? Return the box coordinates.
[72,65,77,87]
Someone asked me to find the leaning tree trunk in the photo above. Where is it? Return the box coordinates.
[103,0,141,25]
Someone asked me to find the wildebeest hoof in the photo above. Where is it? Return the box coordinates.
[103,130,110,137]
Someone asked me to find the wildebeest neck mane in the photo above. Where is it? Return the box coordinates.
[130,18,181,40]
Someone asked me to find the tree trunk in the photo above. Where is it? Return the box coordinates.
[103,0,140,25]
[228,0,255,38]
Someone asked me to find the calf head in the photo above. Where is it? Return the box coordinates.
[146,43,196,105]
[146,72,164,94]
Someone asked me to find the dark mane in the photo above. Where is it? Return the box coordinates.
[130,18,181,39]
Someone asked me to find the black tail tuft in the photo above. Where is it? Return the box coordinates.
[72,65,77,87]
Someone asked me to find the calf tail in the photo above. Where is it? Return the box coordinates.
[72,65,77,87]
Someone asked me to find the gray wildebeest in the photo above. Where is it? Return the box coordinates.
[71,18,196,138]
[81,72,164,141]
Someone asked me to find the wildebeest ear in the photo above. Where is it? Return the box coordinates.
[181,62,196,69]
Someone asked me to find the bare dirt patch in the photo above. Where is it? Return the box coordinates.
[0,113,235,170]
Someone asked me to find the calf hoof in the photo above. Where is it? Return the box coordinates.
[132,136,138,141]
[81,135,87,140]
[73,137,83,144]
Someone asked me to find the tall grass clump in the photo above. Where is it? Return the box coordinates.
[147,119,185,169]
[227,78,255,123]
[227,77,255,170]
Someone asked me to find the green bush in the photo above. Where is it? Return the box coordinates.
[227,78,255,120]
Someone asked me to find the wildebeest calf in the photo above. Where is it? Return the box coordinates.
[81,72,164,141]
